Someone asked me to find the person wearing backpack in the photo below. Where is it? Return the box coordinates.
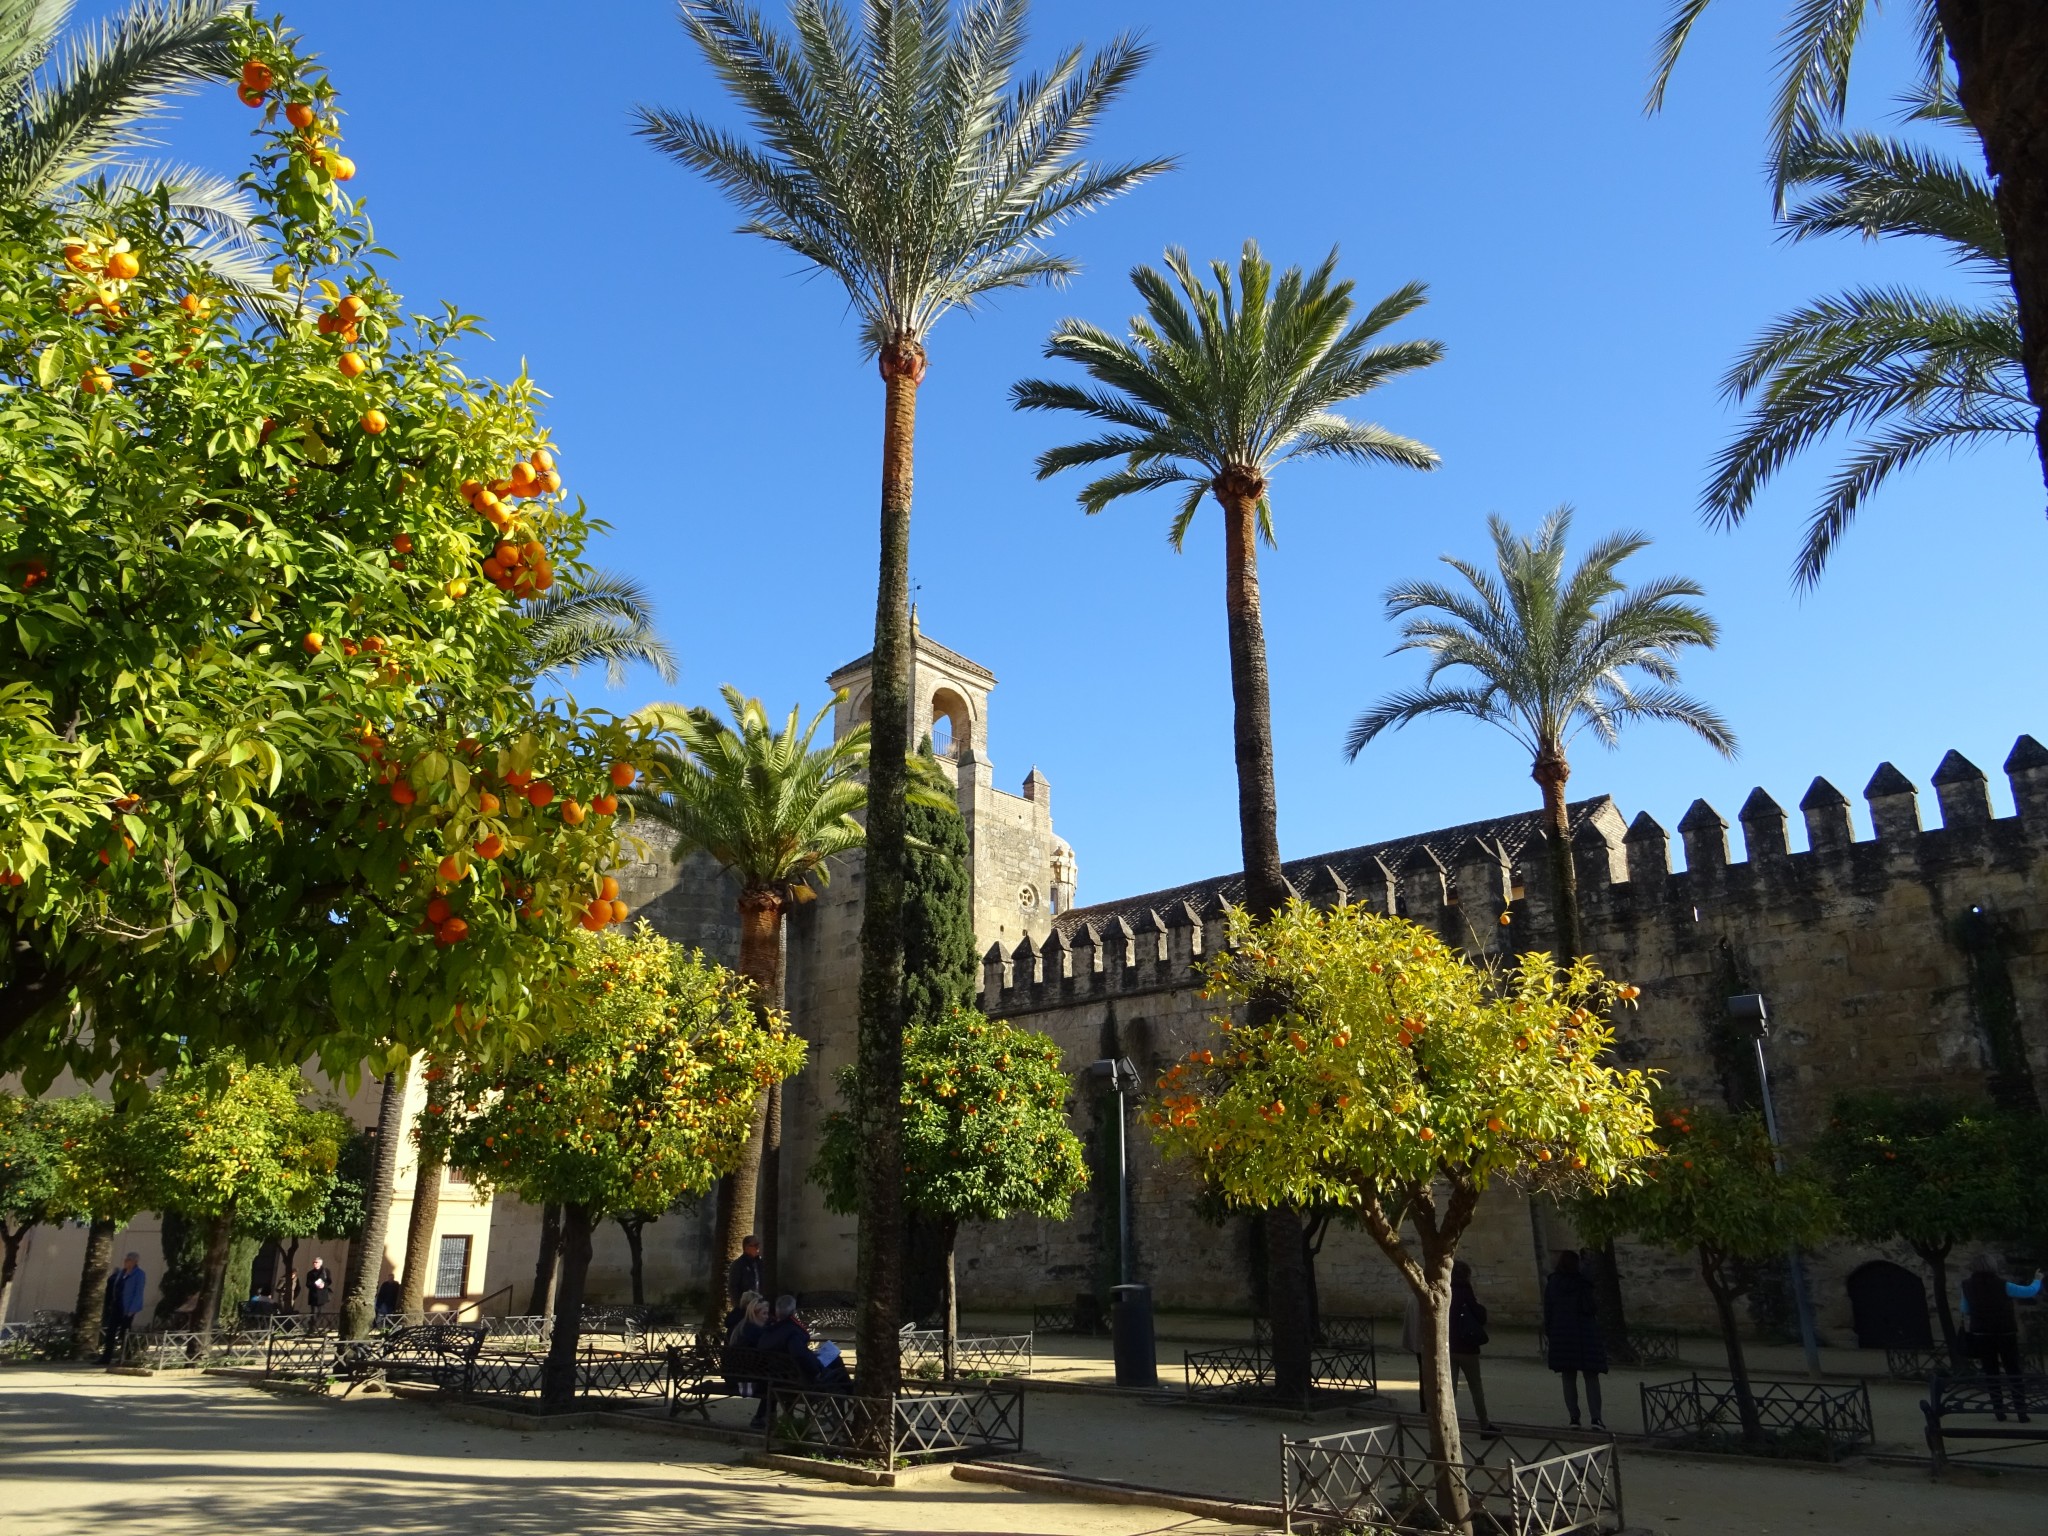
[1449,1259,1499,1436]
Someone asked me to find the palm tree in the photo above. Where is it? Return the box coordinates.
[637,0,1165,1396]
[1704,106,2028,586]
[521,570,678,686]
[1014,240,1443,1403]
[1345,507,1736,967]
[1651,0,2048,498]
[636,687,871,1336]
[0,1,267,284]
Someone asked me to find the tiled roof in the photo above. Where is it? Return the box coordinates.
[1053,796,1615,936]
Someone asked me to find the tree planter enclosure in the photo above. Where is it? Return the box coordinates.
[1282,1423,1622,1535]
[765,1381,1026,1471]
[1186,1341,1378,1402]
[1639,1375,1872,1459]
[1255,1314,1378,1350]
[899,1327,1034,1378]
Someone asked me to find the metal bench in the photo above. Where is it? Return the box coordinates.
[1922,1372,2048,1469]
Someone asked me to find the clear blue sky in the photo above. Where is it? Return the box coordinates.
[126,2,2044,904]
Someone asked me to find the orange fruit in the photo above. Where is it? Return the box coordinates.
[559,800,585,827]
[537,470,562,494]
[285,100,316,129]
[609,762,637,789]
[302,631,323,654]
[105,250,139,280]
[336,294,365,322]
[459,479,483,502]
[525,780,555,808]
[392,532,414,554]
[590,793,616,816]
[338,351,367,378]
[437,855,465,884]
[586,898,611,925]
[609,899,628,923]
[520,539,545,565]
[128,350,152,377]
[426,896,452,925]
[599,876,620,902]
[327,155,357,182]
[436,916,469,946]
[240,59,275,92]
[477,791,500,815]
[530,448,555,472]
[390,781,416,806]
[508,461,536,492]
[360,408,387,434]
[480,558,505,582]
[79,367,113,394]
[475,834,504,860]
[445,579,469,600]
[236,83,264,108]
[493,540,519,565]
[179,292,205,315]
[532,563,553,591]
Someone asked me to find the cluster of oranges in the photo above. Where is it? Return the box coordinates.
[481,538,553,598]
[581,876,629,932]
[462,449,561,530]
[239,57,356,182]
[317,293,369,374]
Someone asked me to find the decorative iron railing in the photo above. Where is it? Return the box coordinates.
[1281,1421,1623,1535]
[1186,1340,1378,1399]
[898,1327,1034,1378]
[1254,1314,1379,1351]
[0,1310,75,1360]
[766,1381,1026,1470]
[1920,1371,2048,1468]
[1639,1374,1872,1459]
[797,1292,859,1338]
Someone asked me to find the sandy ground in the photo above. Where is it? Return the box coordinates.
[5,1343,2046,1536]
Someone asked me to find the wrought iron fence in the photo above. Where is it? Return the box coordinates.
[1920,1371,2048,1468]
[264,1331,339,1383]
[797,1292,859,1338]
[1254,1314,1379,1351]
[0,1310,75,1360]
[1186,1340,1379,1399]
[1282,1422,1622,1536]
[1639,1374,1872,1459]
[899,1328,1034,1378]
[766,1381,1026,1470]
[121,1327,277,1371]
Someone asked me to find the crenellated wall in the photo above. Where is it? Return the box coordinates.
[960,739,2048,1334]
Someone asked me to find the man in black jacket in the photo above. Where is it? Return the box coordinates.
[727,1235,763,1306]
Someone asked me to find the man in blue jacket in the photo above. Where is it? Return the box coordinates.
[100,1253,146,1365]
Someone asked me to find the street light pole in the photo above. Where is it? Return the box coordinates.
[1726,993,1823,1375]
[1087,1057,1139,1285]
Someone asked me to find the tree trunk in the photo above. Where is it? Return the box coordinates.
[71,1217,116,1357]
[1701,1250,1763,1443]
[342,1065,409,1339]
[528,1202,562,1318]
[0,1221,29,1325]
[1533,751,1583,964]
[541,1202,595,1411]
[761,1080,783,1298]
[1215,476,1312,1403]
[1414,1269,1473,1534]
[707,889,786,1332]
[1920,1242,1963,1367]
[852,339,924,1408]
[1937,0,2048,492]
[940,1216,959,1383]
[279,1236,300,1312]
[1302,1210,1330,1344]
[398,1145,442,1320]
[619,1216,647,1308]
[195,1209,234,1344]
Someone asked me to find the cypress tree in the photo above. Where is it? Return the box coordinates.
[902,745,976,1028]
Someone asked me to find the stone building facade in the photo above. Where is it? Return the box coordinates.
[514,632,2048,1339]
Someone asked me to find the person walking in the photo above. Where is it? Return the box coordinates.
[1449,1259,1500,1436]
[727,1234,764,1307]
[1960,1255,2043,1422]
[99,1253,146,1365]
[1543,1249,1608,1431]
[304,1257,332,1321]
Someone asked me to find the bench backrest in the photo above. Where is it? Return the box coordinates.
[721,1344,807,1383]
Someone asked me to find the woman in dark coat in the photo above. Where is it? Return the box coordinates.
[1448,1259,1498,1435]
[1542,1249,1608,1430]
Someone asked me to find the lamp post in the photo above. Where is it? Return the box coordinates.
[1086,1054,1155,1387]
[1085,1056,1140,1284]
[1726,993,1823,1375]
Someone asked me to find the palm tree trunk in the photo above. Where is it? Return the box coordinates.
[762,1081,783,1297]
[542,1202,595,1411]
[528,1202,562,1318]
[70,1217,116,1357]
[342,1066,409,1339]
[1937,0,2048,491]
[852,338,924,1408]
[1217,476,1311,1402]
[398,1147,442,1320]
[705,889,781,1334]
[1532,750,1583,964]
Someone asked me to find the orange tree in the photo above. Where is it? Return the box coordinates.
[0,15,649,1089]
[1151,902,1657,1519]
[445,926,806,1410]
[1575,1103,1835,1444]
[127,1054,351,1341]
[813,1007,1087,1379]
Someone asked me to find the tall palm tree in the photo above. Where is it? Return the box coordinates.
[1345,507,1736,967]
[635,687,871,1336]
[0,1,266,283]
[1704,106,2027,585]
[521,570,678,686]
[1652,0,2048,498]
[1014,240,1443,1403]
[637,0,1165,1395]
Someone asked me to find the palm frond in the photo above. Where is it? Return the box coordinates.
[521,569,678,687]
